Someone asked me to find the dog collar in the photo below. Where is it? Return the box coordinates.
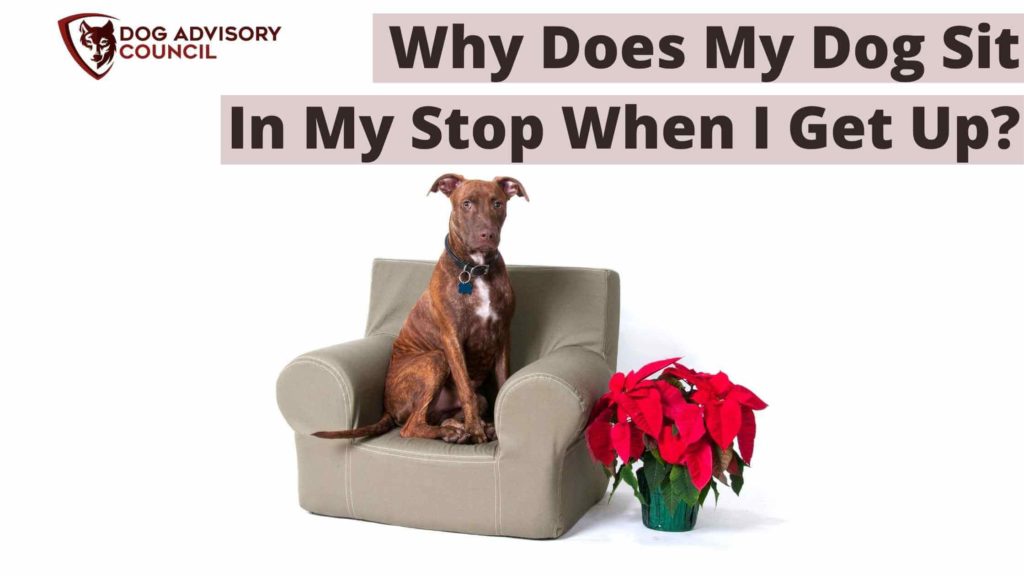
[445,234,494,295]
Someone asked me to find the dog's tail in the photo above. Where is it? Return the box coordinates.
[312,414,396,439]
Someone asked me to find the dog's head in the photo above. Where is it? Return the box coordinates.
[429,174,528,256]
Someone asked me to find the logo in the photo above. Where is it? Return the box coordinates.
[58,13,282,80]
[58,13,119,80]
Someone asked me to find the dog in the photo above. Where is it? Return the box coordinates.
[79,20,117,70]
[314,174,528,444]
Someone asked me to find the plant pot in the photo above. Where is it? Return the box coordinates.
[638,466,699,532]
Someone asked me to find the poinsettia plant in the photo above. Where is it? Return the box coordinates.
[585,357,767,515]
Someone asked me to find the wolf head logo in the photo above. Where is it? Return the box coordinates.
[79,20,116,70]
[58,13,119,80]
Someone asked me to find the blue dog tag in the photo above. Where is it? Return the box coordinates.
[458,282,473,295]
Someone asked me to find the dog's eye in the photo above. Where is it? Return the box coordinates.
[462,200,472,209]
[492,201,503,209]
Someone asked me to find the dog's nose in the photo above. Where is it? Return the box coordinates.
[479,231,495,241]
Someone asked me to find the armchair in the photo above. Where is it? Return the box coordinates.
[277,259,620,539]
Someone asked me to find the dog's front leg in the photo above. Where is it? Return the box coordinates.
[440,335,488,444]
[434,307,488,444]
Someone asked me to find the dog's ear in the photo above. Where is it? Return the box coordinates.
[80,21,92,34]
[494,177,529,202]
[101,20,115,34]
[428,173,465,197]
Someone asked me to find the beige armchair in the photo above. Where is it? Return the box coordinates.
[276,258,620,539]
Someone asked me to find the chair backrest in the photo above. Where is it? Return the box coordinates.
[364,258,620,371]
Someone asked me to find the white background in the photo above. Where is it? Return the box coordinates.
[2,1,1022,573]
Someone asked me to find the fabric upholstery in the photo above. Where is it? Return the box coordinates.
[277,258,621,539]
[365,258,620,370]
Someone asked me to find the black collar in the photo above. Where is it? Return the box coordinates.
[445,234,495,286]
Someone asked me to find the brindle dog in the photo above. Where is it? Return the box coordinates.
[314,174,528,444]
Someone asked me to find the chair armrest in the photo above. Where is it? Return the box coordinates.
[276,334,394,435]
[494,346,612,456]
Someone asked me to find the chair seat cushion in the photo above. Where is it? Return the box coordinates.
[355,428,498,462]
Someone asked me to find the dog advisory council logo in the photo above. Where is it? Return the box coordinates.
[58,13,282,80]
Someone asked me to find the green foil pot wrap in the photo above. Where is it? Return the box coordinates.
[638,466,699,532]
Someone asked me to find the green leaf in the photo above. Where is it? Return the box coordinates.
[729,448,746,496]
[607,462,624,503]
[663,465,700,514]
[734,450,748,469]
[641,448,655,468]
[643,453,669,495]
[682,474,700,508]
[647,441,665,464]
[621,463,648,507]
[662,374,687,393]
[729,472,744,496]
[698,481,711,506]
[660,468,684,516]
[674,466,700,506]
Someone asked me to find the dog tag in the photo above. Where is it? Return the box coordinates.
[458,282,473,295]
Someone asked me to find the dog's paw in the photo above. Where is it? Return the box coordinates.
[440,423,471,444]
[463,421,489,444]
[484,422,497,442]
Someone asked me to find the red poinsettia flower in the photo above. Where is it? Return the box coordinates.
[610,358,681,436]
[653,378,704,446]
[585,384,649,466]
[658,427,714,488]
[587,356,767,501]
[649,378,712,489]
[585,396,617,466]
[585,358,681,466]
[666,364,768,463]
